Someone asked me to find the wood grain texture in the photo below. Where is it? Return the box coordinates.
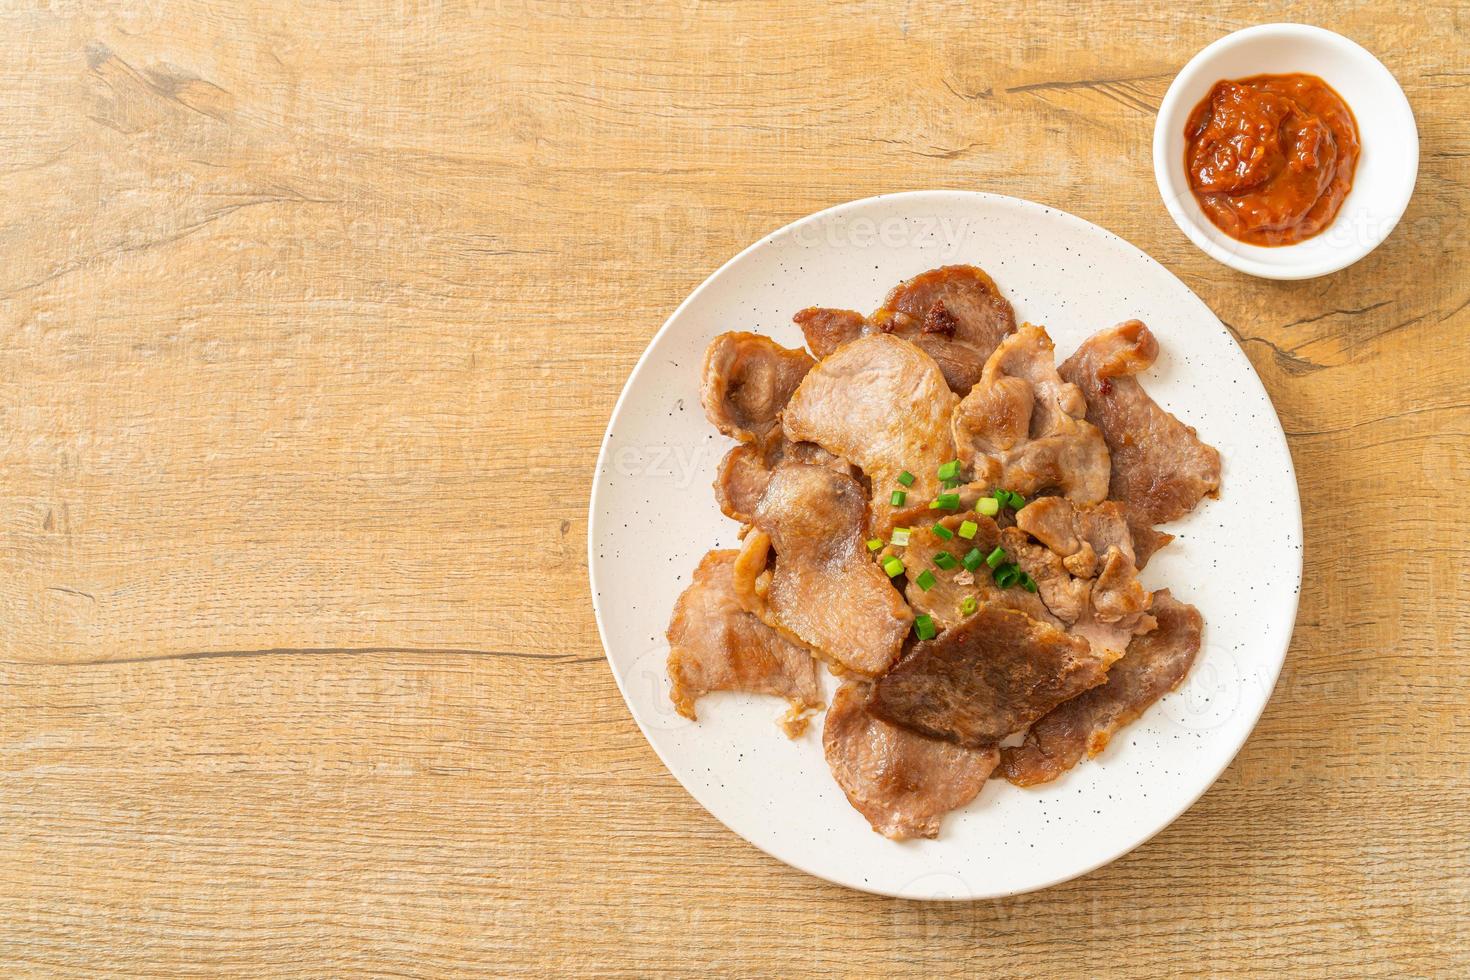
[2,1,1467,975]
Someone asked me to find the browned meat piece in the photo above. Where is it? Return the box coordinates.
[700,332,814,443]
[782,334,957,534]
[793,307,865,359]
[1060,320,1222,526]
[1015,497,1136,578]
[795,266,1017,394]
[667,551,823,736]
[891,514,1061,631]
[713,436,850,525]
[733,463,912,677]
[874,266,1018,394]
[952,324,1112,504]
[1001,591,1203,786]
[999,526,1153,661]
[824,681,998,840]
[869,606,1108,748]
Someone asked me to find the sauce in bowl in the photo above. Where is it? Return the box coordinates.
[1184,74,1359,247]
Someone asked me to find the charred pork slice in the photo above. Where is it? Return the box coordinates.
[666,550,822,737]
[734,463,911,677]
[700,332,814,443]
[1001,591,1203,786]
[869,606,1109,748]
[1060,320,1221,527]
[951,324,1111,504]
[824,681,998,840]
[795,264,1016,395]
[782,333,957,534]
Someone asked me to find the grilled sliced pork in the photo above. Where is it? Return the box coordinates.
[700,332,814,443]
[952,324,1112,504]
[713,435,850,526]
[824,681,998,840]
[795,264,1016,394]
[1001,591,1203,786]
[782,334,957,534]
[667,551,823,736]
[1060,320,1221,526]
[869,606,1109,748]
[734,463,912,677]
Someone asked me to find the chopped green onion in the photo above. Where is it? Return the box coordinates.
[931,523,954,541]
[938,459,961,481]
[915,569,936,591]
[1009,490,1027,510]
[930,492,961,510]
[960,595,978,616]
[992,488,1009,504]
[1020,573,1039,593]
[897,470,916,487]
[866,538,883,552]
[994,563,1021,588]
[976,496,999,517]
[890,527,911,547]
[914,614,937,641]
[882,556,905,578]
[933,551,958,570]
[961,548,984,572]
[985,546,1007,569]
[957,520,978,540]
[940,477,962,491]
[890,490,907,507]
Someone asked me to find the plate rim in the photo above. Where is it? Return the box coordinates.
[587,189,1303,899]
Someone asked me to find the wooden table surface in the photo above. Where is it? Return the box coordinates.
[3,1,1466,975]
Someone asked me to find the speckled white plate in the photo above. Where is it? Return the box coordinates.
[588,191,1302,900]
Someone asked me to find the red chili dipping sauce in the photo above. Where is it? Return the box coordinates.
[1184,74,1359,247]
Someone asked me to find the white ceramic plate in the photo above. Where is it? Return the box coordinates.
[588,191,1302,899]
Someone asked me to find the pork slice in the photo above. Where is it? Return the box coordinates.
[824,681,998,840]
[874,265,1017,393]
[1014,497,1137,577]
[795,266,1016,394]
[782,334,957,534]
[1059,320,1221,526]
[951,324,1112,505]
[714,435,850,525]
[794,307,865,359]
[734,463,912,677]
[700,331,815,443]
[869,606,1108,748]
[667,550,823,737]
[1001,591,1203,786]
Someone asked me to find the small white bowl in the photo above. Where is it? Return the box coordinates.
[1153,23,1418,280]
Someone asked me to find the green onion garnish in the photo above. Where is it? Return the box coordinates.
[957,520,978,539]
[985,546,1007,569]
[933,551,958,570]
[994,563,1021,589]
[930,493,961,510]
[890,490,907,507]
[890,527,911,547]
[914,614,937,641]
[1009,490,1027,510]
[866,538,883,552]
[1020,573,1039,593]
[961,548,984,572]
[916,569,936,591]
[931,523,954,541]
[960,596,978,616]
[976,496,1000,517]
[938,459,961,481]
[897,470,916,487]
[882,556,905,578]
